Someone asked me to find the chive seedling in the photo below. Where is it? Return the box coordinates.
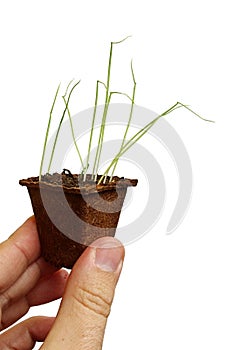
[83,80,106,182]
[108,59,136,182]
[39,38,214,183]
[62,80,84,171]
[92,36,132,181]
[47,80,83,174]
[39,83,60,181]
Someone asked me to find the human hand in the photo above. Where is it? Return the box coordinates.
[0,217,125,349]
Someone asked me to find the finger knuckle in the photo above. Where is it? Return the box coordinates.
[72,287,112,318]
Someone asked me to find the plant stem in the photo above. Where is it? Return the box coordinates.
[47,80,81,173]
[84,80,106,181]
[39,83,60,180]
[97,102,214,184]
[62,95,84,169]
[92,42,113,179]
[92,36,131,181]
[109,60,136,180]
[93,91,133,182]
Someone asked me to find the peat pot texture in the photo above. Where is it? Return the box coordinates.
[19,173,138,268]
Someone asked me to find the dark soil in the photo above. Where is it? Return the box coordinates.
[20,170,138,193]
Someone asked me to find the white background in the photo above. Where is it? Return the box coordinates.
[0,0,232,349]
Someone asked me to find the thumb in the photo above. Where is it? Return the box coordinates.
[41,237,125,350]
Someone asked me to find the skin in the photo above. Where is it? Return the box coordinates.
[0,217,125,349]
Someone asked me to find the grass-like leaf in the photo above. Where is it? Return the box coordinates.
[108,60,136,182]
[62,94,84,169]
[47,80,81,173]
[40,37,214,185]
[97,102,214,184]
[39,83,60,180]
[92,36,131,180]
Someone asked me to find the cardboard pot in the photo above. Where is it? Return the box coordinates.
[19,173,137,268]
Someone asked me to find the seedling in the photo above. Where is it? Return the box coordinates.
[39,37,213,183]
[20,37,214,268]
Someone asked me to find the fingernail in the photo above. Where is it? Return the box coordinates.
[94,237,124,272]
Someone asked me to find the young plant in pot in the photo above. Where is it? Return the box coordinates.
[19,37,213,269]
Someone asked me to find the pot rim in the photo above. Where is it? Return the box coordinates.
[19,175,138,195]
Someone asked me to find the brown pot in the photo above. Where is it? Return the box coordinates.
[19,173,137,268]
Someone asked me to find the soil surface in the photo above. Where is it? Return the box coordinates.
[19,170,138,192]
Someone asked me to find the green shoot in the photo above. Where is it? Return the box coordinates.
[39,83,61,180]
[108,60,136,181]
[84,80,106,182]
[47,80,81,173]
[92,36,131,180]
[62,93,84,170]
[97,102,214,184]
[92,90,134,182]
[40,38,213,186]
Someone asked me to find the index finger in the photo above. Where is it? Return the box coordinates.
[0,216,41,293]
